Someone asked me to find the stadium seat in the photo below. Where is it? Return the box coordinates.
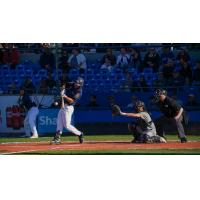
[38,69,47,78]
[143,68,153,73]
[16,64,25,71]
[25,69,33,77]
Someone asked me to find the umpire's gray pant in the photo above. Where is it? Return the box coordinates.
[155,115,186,138]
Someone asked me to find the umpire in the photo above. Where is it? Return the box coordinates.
[153,89,187,143]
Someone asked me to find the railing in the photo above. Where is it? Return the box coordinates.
[1,43,200,53]
[1,86,200,111]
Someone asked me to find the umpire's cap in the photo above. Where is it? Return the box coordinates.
[155,89,167,98]
[153,89,167,103]
[75,77,84,87]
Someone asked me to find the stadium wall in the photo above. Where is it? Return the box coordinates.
[0,96,200,135]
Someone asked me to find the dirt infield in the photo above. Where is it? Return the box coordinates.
[0,141,200,154]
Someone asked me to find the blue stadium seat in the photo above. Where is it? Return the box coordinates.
[143,68,153,73]
[85,68,94,75]
[38,69,47,78]
[100,69,108,74]
[19,74,25,81]
[85,74,93,81]
[25,69,33,77]
[69,69,79,75]
[16,64,25,71]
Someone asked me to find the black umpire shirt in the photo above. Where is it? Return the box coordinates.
[156,96,182,118]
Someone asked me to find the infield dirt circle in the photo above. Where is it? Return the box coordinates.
[0,141,200,154]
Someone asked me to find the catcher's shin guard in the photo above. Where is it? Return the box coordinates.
[128,123,141,143]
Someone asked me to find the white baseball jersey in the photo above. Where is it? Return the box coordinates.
[56,86,82,136]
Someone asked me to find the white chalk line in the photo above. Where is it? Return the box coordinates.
[0,145,77,155]
[0,140,199,155]
[1,140,199,145]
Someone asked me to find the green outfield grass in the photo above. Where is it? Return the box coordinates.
[0,134,199,143]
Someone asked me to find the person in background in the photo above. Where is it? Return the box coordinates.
[59,73,70,86]
[101,48,116,65]
[2,44,20,69]
[116,48,130,71]
[0,46,3,64]
[171,95,183,106]
[137,75,148,92]
[129,48,142,70]
[185,94,199,107]
[101,58,114,72]
[18,88,39,138]
[45,73,56,92]
[179,59,193,85]
[21,77,36,94]
[58,49,70,72]
[122,72,133,92]
[126,95,138,109]
[160,46,175,64]
[193,60,200,83]
[170,69,185,87]
[161,58,175,84]
[107,95,117,107]
[152,72,165,88]
[39,46,55,72]
[87,95,99,107]
[143,48,160,72]
[176,48,190,63]
[8,80,19,94]
[68,48,87,73]
[39,78,48,94]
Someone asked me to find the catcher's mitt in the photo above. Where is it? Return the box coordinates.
[112,105,121,116]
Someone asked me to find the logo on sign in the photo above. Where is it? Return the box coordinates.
[39,116,57,125]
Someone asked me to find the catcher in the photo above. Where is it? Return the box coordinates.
[112,101,166,143]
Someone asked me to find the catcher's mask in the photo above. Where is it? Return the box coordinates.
[135,101,145,112]
[153,89,167,102]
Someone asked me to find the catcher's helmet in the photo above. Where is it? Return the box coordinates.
[135,101,145,108]
[135,101,146,112]
[75,77,84,87]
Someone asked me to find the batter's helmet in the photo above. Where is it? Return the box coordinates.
[135,101,145,108]
[75,77,84,87]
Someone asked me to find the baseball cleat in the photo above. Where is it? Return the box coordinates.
[78,132,84,144]
[160,137,167,143]
[180,137,187,143]
[131,139,141,143]
[50,135,61,145]
[30,134,38,139]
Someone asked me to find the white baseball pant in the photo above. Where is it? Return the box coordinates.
[24,107,39,137]
[56,105,81,136]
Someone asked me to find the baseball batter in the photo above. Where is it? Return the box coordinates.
[18,88,39,138]
[50,77,84,144]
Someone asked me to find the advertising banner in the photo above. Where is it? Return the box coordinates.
[0,95,54,133]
